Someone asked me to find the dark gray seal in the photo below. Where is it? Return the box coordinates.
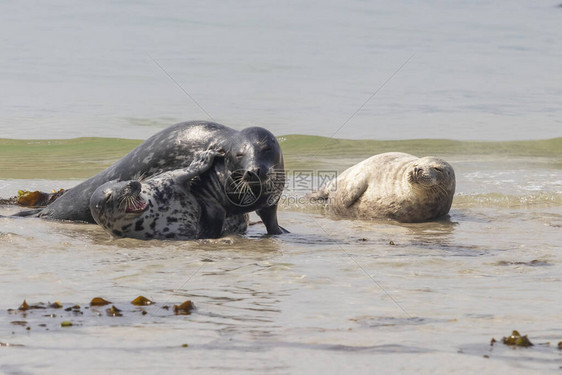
[310,152,455,223]
[90,150,248,240]
[16,121,287,237]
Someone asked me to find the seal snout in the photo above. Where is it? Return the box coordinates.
[243,167,268,181]
[408,165,438,187]
[242,170,257,182]
[122,181,148,214]
[125,181,142,195]
[409,166,423,184]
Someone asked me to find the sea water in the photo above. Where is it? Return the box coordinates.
[1,0,561,140]
[1,0,561,374]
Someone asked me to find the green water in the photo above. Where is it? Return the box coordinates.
[1,136,560,179]
[0,138,142,179]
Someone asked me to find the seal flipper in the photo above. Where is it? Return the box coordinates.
[307,179,335,202]
[158,149,224,187]
[306,189,328,201]
[334,173,368,208]
[256,204,288,234]
[10,208,43,218]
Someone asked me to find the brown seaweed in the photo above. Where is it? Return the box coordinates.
[131,296,153,306]
[501,330,534,347]
[17,300,29,311]
[0,342,24,347]
[106,305,123,317]
[90,297,112,306]
[16,189,65,207]
[173,301,195,315]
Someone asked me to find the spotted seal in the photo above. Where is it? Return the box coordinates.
[310,152,455,223]
[90,150,248,240]
[15,121,287,236]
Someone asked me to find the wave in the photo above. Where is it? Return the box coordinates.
[0,138,142,179]
[453,192,562,208]
[0,136,560,179]
[278,135,562,158]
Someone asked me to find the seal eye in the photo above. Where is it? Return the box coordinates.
[433,167,443,173]
[236,153,244,159]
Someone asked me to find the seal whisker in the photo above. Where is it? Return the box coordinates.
[232,179,247,199]
[241,180,258,199]
[237,183,247,198]
[135,172,148,182]
[232,177,246,191]
[435,184,448,197]
[119,194,130,210]
[229,176,247,198]
[243,182,254,198]
[244,182,257,199]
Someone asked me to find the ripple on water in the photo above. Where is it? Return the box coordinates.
[351,316,450,329]
[493,259,552,267]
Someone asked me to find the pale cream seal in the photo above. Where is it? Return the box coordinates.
[311,152,455,222]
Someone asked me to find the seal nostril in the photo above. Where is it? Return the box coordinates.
[127,181,142,193]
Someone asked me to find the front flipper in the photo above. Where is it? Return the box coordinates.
[10,208,43,218]
[334,173,368,208]
[158,149,225,187]
[256,204,288,235]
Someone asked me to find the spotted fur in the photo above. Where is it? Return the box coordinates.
[90,150,248,240]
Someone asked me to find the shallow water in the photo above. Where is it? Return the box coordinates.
[1,0,562,373]
[1,150,561,374]
[1,209,561,374]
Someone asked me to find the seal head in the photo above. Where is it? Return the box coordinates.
[90,180,161,239]
[407,157,455,191]
[191,126,287,236]
[223,127,285,210]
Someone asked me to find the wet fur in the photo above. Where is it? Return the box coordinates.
[90,151,248,240]
[312,152,455,223]
[18,121,286,235]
